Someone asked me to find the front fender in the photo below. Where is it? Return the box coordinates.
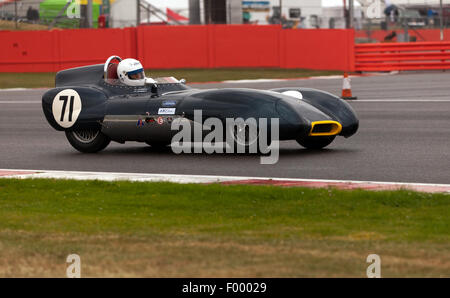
[42,86,107,131]
[271,87,359,137]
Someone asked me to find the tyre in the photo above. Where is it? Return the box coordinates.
[296,136,336,149]
[65,128,110,153]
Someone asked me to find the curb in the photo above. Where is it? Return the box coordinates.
[1,169,449,193]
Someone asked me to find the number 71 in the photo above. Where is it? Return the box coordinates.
[59,95,75,122]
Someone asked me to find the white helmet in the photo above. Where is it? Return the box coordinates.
[117,58,146,86]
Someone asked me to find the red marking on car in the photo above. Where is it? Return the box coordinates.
[157,117,164,125]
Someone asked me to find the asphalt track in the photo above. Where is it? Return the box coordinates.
[1,72,449,184]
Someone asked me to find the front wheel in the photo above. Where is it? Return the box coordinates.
[65,128,110,153]
[225,121,259,153]
[296,136,336,150]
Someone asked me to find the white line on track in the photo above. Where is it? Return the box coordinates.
[0,88,30,91]
[0,73,395,91]
[0,101,41,104]
[220,73,394,84]
[221,76,348,83]
[351,99,450,102]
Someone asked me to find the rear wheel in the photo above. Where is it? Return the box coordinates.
[296,136,335,149]
[65,128,110,153]
[226,121,259,153]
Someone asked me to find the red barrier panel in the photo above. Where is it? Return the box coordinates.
[0,30,58,72]
[211,25,280,68]
[355,41,450,71]
[137,25,282,69]
[58,28,136,70]
[0,28,136,72]
[0,26,355,72]
[138,26,353,70]
[137,25,210,69]
[281,29,354,71]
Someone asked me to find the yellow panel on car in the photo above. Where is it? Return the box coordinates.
[309,121,342,136]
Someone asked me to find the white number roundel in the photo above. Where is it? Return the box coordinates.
[52,89,82,128]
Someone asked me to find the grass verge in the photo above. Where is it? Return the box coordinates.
[0,20,49,31]
[0,178,448,277]
[0,69,341,89]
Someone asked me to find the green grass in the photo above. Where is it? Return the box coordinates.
[0,20,49,31]
[0,178,448,277]
[0,72,56,89]
[0,68,340,89]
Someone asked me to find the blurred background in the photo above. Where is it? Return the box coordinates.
[3,0,450,75]
[1,0,450,42]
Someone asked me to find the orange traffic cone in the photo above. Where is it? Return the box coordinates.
[341,72,357,100]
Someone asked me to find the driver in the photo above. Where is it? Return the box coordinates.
[117,58,146,86]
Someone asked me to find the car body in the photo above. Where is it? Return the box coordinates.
[41,57,359,153]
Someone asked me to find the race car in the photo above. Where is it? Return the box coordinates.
[41,55,359,153]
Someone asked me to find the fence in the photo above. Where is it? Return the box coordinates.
[0,0,85,29]
[0,25,354,72]
[0,27,136,72]
[354,41,450,71]
[355,28,450,43]
[5,23,450,73]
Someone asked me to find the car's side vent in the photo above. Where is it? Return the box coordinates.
[309,121,342,136]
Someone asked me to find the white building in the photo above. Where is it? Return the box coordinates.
[110,0,137,28]
[110,0,190,28]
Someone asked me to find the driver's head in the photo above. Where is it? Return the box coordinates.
[117,58,146,86]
